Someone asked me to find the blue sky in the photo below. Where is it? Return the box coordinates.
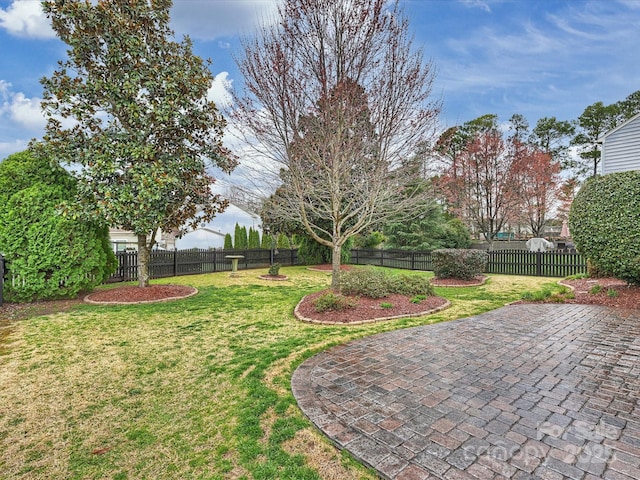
[1,0,639,161]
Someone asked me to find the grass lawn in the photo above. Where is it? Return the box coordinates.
[0,267,558,479]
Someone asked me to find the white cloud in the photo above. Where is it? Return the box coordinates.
[0,139,29,158]
[0,0,55,39]
[459,0,492,13]
[6,91,46,130]
[208,71,233,109]
[170,0,279,40]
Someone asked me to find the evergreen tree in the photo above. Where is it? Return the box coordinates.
[248,227,260,249]
[224,233,233,249]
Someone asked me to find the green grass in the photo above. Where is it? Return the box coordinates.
[0,267,556,479]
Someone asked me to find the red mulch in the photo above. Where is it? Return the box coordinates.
[84,284,197,304]
[307,264,354,272]
[258,275,289,281]
[295,289,449,324]
[553,277,639,309]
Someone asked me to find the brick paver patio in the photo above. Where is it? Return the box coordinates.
[291,304,640,479]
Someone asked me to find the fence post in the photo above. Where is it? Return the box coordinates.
[536,251,543,276]
[0,254,4,307]
[173,249,178,277]
[121,252,128,281]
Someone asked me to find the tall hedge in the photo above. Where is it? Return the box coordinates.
[569,171,640,285]
[0,151,116,302]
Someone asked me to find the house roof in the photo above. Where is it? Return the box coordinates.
[598,112,640,142]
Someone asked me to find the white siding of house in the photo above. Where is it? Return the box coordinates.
[601,113,640,174]
[175,204,261,250]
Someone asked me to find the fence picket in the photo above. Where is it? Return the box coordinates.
[108,248,299,283]
[350,249,586,278]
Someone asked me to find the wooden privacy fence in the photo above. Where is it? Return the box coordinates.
[350,249,587,278]
[109,248,299,282]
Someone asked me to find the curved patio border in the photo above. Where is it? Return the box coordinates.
[292,303,640,479]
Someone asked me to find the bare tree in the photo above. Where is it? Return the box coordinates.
[512,144,562,237]
[233,0,439,288]
[439,129,521,247]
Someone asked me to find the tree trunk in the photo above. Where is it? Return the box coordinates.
[331,243,342,291]
[137,235,150,288]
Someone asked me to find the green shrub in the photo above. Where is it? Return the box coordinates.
[0,185,116,302]
[569,171,640,285]
[268,263,281,276]
[386,274,434,296]
[339,267,433,298]
[432,249,488,280]
[313,292,357,312]
[380,302,393,309]
[339,267,390,298]
[410,294,427,304]
[589,284,602,295]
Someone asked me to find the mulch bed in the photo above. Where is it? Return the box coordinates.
[307,264,355,272]
[556,277,639,309]
[294,290,450,325]
[84,284,197,304]
[259,275,289,281]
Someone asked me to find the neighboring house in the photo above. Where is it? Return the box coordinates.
[175,203,262,250]
[109,228,176,252]
[109,204,261,251]
[599,112,640,175]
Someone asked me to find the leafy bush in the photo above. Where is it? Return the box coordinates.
[432,249,488,280]
[380,302,393,309]
[386,274,434,296]
[0,183,115,302]
[339,267,390,298]
[313,292,357,312]
[410,294,427,304]
[589,284,602,295]
[268,263,281,276]
[339,267,433,298]
[569,171,640,285]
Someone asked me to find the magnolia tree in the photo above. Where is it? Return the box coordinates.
[233,0,440,289]
[39,0,236,287]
